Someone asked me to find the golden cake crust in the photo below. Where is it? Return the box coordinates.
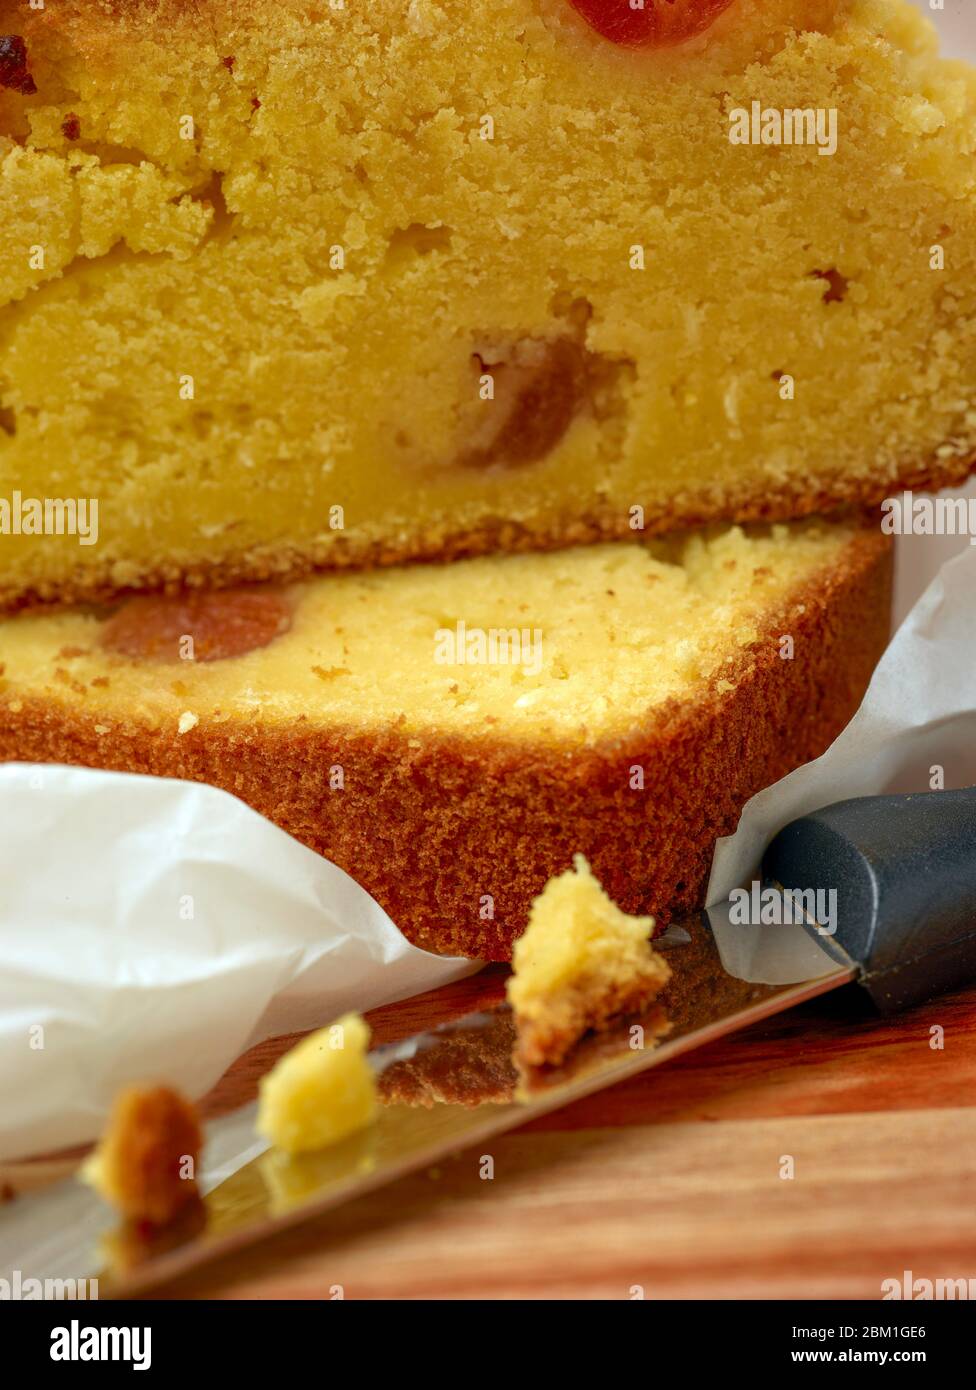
[513,972,670,1071]
[0,523,892,959]
[378,1011,520,1108]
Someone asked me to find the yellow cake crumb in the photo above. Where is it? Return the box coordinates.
[256,1013,377,1154]
[508,855,671,1068]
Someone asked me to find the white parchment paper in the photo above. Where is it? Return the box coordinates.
[0,766,476,1161]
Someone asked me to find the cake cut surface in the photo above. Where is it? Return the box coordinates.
[0,518,891,956]
[256,1013,377,1154]
[0,0,972,607]
[509,855,672,1068]
[0,520,883,742]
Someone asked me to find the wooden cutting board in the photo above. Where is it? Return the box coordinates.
[141,967,976,1300]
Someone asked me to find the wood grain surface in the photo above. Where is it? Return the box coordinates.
[153,969,976,1300]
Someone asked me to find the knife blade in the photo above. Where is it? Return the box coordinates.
[0,912,850,1296]
[134,951,851,1298]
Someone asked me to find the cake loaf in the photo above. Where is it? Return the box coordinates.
[0,0,972,609]
[0,518,891,958]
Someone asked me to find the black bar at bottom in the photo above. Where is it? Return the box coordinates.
[0,1296,970,1373]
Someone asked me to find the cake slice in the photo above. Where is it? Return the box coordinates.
[0,517,890,957]
[0,0,972,608]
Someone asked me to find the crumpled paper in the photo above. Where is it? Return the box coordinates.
[707,527,976,983]
[0,766,476,1161]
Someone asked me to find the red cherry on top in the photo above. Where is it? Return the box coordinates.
[567,0,737,48]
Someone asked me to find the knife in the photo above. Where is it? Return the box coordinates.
[2,786,974,1296]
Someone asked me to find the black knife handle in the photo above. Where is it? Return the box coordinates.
[761,787,976,1012]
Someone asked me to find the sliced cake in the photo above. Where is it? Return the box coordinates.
[0,0,972,607]
[0,518,891,957]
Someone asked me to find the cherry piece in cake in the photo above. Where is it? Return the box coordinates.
[100,589,291,664]
[567,0,736,48]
